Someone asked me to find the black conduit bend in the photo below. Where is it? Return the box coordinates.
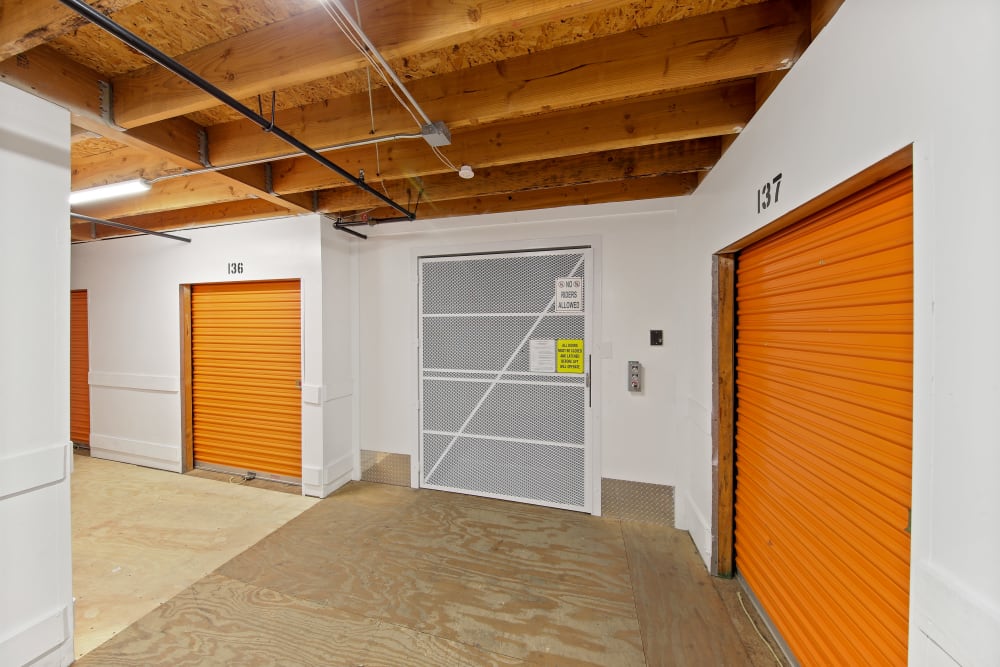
[56,0,416,221]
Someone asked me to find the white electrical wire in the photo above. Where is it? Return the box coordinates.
[431,146,460,172]
[737,590,784,666]
[324,0,431,126]
[317,0,422,127]
[317,0,463,176]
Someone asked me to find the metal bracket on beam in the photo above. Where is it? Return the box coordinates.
[198,127,211,167]
[265,162,274,194]
[96,80,126,131]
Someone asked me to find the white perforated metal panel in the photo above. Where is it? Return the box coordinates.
[419,249,592,511]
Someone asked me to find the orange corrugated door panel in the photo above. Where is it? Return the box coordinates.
[70,290,90,445]
[735,169,913,666]
[191,280,302,478]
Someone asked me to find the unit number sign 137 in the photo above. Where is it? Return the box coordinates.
[757,173,783,213]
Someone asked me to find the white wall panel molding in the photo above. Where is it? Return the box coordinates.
[913,562,1000,667]
[324,381,353,402]
[300,384,322,405]
[89,371,180,393]
[0,605,70,667]
[0,443,69,501]
[90,434,181,472]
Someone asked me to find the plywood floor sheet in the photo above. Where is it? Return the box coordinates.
[71,454,316,658]
[76,477,784,665]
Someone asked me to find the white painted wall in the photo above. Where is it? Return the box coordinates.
[356,202,685,491]
[673,1,1000,664]
[0,84,75,666]
[70,215,350,497]
[319,222,358,493]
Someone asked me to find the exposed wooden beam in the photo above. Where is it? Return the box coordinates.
[270,82,755,194]
[72,145,184,189]
[207,0,805,166]
[71,142,313,215]
[0,0,144,61]
[70,125,102,143]
[345,173,697,222]
[0,45,105,121]
[71,172,264,220]
[811,0,846,40]
[72,199,292,239]
[318,140,720,212]
[755,69,789,109]
[110,0,739,128]
[0,46,206,166]
[0,46,314,215]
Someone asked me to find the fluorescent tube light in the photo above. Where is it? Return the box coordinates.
[69,178,151,205]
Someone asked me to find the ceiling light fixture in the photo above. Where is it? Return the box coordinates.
[458,165,475,180]
[69,178,151,205]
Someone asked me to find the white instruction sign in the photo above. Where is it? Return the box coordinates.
[555,277,583,312]
[529,339,556,373]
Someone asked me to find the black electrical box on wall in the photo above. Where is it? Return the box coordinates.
[650,330,663,346]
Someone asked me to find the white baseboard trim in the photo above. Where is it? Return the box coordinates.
[0,605,70,667]
[90,434,181,472]
[303,453,353,498]
[320,468,352,498]
[680,491,713,570]
[0,443,69,500]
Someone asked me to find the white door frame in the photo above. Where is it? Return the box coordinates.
[409,235,604,515]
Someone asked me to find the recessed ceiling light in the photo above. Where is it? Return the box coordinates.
[458,165,474,179]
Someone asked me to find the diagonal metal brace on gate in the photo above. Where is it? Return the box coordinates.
[56,0,416,221]
[423,255,586,482]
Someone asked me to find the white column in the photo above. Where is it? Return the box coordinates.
[0,83,75,666]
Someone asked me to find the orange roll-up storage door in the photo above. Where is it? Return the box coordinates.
[734,169,913,665]
[70,290,90,445]
[191,280,302,478]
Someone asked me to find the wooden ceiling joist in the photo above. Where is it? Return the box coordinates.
[1,0,822,235]
[204,1,803,167]
[0,0,144,60]
[317,140,721,213]
[71,171,262,220]
[268,82,755,196]
[71,198,292,240]
[344,173,699,223]
[108,0,759,129]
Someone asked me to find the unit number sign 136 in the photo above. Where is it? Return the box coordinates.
[757,173,783,213]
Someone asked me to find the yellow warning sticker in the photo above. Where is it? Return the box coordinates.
[556,339,585,374]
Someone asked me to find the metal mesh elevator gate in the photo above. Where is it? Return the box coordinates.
[419,249,592,511]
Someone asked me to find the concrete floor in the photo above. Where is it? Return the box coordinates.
[73,460,785,665]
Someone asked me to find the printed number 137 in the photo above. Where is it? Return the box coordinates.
[757,173,783,213]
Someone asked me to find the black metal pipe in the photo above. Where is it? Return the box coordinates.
[71,212,192,243]
[333,224,368,240]
[56,0,415,221]
[337,215,414,227]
